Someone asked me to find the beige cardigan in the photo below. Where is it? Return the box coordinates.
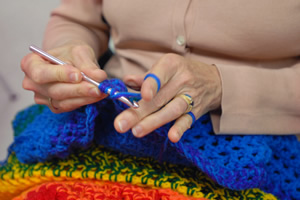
[43,0,300,136]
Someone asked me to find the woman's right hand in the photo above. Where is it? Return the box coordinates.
[21,42,108,113]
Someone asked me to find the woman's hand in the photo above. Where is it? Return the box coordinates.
[115,53,222,143]
[21,42,108,113]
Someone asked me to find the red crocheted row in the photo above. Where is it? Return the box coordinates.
[13,180,208,200]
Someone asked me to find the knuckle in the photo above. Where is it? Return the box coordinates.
[55,68,65,82]
[128,109,141,122]
[64,84,87,98]
[152,94,166,108]
[57,100,79,113]
[171,103,185,117]
[161,53,182,67]
[181,73,192,85]
[31,68,44,84]
[163,53,180,61]
[56,101,69,112]
[71,44,94,59]
[178,70,194,87]
[74,86,86,97]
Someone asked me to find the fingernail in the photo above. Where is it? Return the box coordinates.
[118,119,128,132]
[132,125,143,137]
[70,73,79,82]
[89,87,100,97]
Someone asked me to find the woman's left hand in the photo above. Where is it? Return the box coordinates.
[114,53,222,143]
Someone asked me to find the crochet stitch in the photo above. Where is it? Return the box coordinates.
[8,79,300,199]
[0,145,276,200]
[13,180,208,200]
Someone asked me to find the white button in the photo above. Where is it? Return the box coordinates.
[176,35,186,46]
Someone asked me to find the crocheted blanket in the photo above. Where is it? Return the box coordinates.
[5,79,300,199]
[0,145,275,200]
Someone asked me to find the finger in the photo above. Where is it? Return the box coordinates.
[114,77,184,134]
[34,93,62,112]
[21,53,82,84]
[141,54,182,101]
[51,96,105,113]
[168,113,194,143]
[23,74,104,100]
[130,95,188,138]
[35,95,105,114]
[47,82,104,100]
[22,76,36,91]
[114,98,159,133]
[33,93,48,105]
[43,82,105,100]
[66,45,108,82]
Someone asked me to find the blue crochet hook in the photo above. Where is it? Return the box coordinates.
[29,45,139,108]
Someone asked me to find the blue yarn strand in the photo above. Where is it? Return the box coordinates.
[110,92,141,99]
[98,79,142,101]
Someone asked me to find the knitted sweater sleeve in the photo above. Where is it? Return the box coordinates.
[42,0,109,57]
[211,59,300,135]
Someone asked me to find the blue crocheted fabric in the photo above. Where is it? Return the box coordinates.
[9,79,300,200]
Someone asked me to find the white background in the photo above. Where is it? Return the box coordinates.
[0,0,60,161]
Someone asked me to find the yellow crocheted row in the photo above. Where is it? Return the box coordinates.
[0,146,277,200]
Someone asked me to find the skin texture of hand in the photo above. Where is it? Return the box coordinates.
[21,42,108,113]
[115,53,222,143]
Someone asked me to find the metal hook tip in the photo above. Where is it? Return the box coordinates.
[132,101,139,108]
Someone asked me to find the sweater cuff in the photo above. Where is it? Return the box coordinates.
[210,63,300,135]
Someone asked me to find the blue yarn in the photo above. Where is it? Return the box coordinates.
[97,79,141,106]
[8,78,300,200]
[110,92,141,99]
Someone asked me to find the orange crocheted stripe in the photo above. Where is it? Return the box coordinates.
[13,180,208,200]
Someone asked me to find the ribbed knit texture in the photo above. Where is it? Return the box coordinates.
[0,145,276,200]
[8,79,300,200]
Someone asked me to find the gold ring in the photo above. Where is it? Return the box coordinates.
[48,97,58,110]
[176,94,194,113]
